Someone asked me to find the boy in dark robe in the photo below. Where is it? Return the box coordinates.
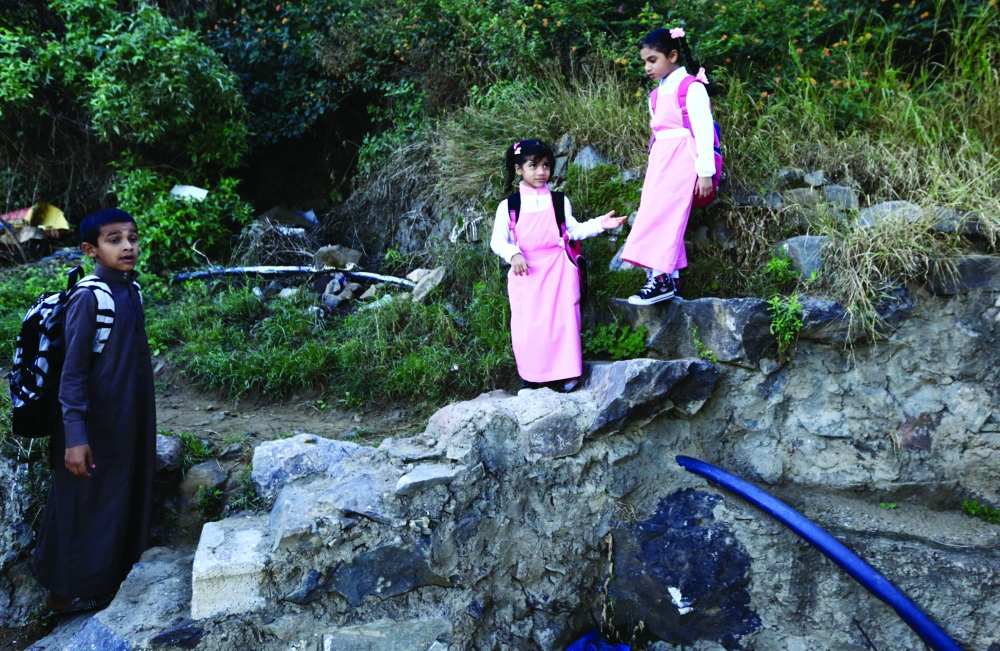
[32,208,156,614]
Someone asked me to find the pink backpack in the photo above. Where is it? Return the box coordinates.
[648,76,723,208]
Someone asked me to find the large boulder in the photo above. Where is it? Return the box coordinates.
[611,297,775,368]
[926,255,1000,295]
[774,235,829,280]
[155,434,183,473]
[190,516,271,620]
[28,547,194,651]
[252,434,370,499]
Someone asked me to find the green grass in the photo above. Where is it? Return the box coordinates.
[963,499,1000,524]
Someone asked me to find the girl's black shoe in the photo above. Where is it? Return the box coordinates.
[627,274,676,305]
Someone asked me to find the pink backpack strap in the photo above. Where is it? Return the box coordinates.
[648,87,659,153]
[677,75,697,134]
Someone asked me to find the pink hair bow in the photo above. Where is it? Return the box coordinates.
[669,27,685,39]
[513,141,521,154]
[695,67,709,84]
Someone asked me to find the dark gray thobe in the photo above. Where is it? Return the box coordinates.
[32,264,156,598]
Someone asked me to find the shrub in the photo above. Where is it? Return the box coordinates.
[583,322,648,360]
[114,169,254,272]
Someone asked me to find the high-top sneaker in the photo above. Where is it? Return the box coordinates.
[627,274,676,305]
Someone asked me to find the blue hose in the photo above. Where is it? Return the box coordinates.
[675,455,963,651]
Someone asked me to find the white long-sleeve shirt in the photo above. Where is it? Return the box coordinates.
[490,190,605,264]
[654,66,717,179]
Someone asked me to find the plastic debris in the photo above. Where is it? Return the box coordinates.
[169,185,209,201]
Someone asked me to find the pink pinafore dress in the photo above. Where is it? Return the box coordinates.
[507,185,582,383]
[620,83,697,274]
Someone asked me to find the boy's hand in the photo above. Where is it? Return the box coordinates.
[600,210,627,230]
[695,177,715,198]
[511,253,529,276]
[65,444,94,478]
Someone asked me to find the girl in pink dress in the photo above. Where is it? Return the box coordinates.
[490,139,627,394]
[621,27,718,305]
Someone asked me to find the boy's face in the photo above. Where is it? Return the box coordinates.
[515,156,552,189]
[82,222,140,272]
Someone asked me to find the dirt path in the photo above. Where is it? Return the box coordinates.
[155,376,431,447]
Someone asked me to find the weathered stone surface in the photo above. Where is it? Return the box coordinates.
[823,184,858,210]
[0,457,32,625]
[553,132,574,157]
[927,206,980,235]
[799,285,914,343]
[180,461,229,501]
[611,297,774,367]
[322,619,453,651]
[608,243,636,271]
[411,266,446,303]
[858,200,922,227]
[29,547,193,651]
[803,169,826,187]
[573,145,608,170]
[155,433,183,473]
[777,168,805,186]
[733,189,782,209]
[395,464,463,496]
[314,245,363,269]
[781,187,821,208]
[190,516,271,619]
[774,235,829,280]
[329,539,451,606]
[509,389,590,459]
[252,433,369,498]
[926,255,1000,295]
[609,490,760,648]
[583,358,717,434]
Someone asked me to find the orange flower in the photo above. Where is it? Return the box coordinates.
[543,18,549,26]
[721,34,728,40]
[761,91,768,98]
[796,47,803,53]
[282,17,287,23]
[725,57,731,63]
[919,11,929,18]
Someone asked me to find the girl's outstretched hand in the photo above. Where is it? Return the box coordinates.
[600,210,627,230]
[511,253,530,276]
[695,177,715,198]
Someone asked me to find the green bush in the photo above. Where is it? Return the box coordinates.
[1,0,247,169]
[114,169,254,272]
[583,322,648,360]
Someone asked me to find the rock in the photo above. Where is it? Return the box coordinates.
[926,255,1000,295]
[611,297,775,368]
[777,168,806,186]
[823,185,858,210]
[553,156,569,179]
[179,461,228,502]
[321,619,453,651]
[252,433,370,499]
[320,293,345,310]
[620,168,642,183]
[278,287,299,299]
[583,358,718,434]
[758,357,781,375]
[264,280,283,296]
[323,275,344,296]
[149,619,205,648]
[314,245,363,270]
[608,244,636,271]
[733,190,782,209]
[218,443,244,462]
[610,490,761,646]
[329,539,451,607]
[573,145,608,170]
[155,434,183,473]
[395,464,463,496]
[411,266,446,303]
[29,547,194,650]
[406,269,432,283]
[773,235,830,280]
[858,200,922,227]
[926,206,981,235]
[691,225,711,252]
[803,170,826,187]
[190,516,271,620]
[781,187,821,208]
[553,132,574,157]
[361,294,394,311]
[798,285,913,343]
[359,285,380,300]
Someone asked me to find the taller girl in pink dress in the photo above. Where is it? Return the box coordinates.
[490,139,626,394]
[621,27,718,305]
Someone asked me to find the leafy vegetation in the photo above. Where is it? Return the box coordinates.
[582,322,648,361]
[767,293,803,363]
[963,499,1000,524]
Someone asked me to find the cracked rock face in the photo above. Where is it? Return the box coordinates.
[25,287,1000,651]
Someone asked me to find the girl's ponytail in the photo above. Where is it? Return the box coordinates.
[503,143,518,194]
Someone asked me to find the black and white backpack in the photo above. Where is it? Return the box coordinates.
[7,267,118,438]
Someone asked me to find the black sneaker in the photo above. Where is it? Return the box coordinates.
[627,274,676,305]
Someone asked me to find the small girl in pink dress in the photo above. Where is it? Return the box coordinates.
[490,139,626,394]
[621,27,718,305]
